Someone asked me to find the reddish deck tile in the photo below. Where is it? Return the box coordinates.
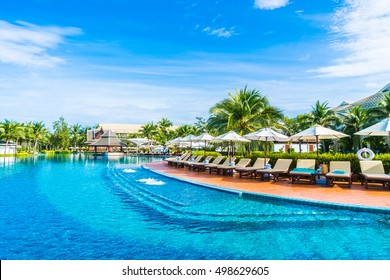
[146,161,390,209]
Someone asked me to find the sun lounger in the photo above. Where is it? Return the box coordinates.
[172,154,193,167]
[217,158,251,176]
[165,152,190,166]
[256,159,293,181]
[193,156,224,172]
[289,159,317,184]
[177,155,203,168]
[326,161,352,187]
[188,156,213,171]
[207,157,236,174]
[235,158,269,178]
[359,160,390,190]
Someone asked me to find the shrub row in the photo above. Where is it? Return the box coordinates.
[228,151,390,174]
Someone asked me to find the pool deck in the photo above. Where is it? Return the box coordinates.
[145,161,390,210]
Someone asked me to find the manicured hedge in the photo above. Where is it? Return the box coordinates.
[247,151,390,174]
[42,150,72,155]
[191,151,223,158]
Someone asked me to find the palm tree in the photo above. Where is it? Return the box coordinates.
[207,86,283,135]
[70,124,83,150]
[308,101,340,128]
[31,121,49,155]
[341,106,370,151]
[0,120,24,156]
[367,91,390,121]
[175,124,198,137]
[139,122,158,144]
[157,118,173,144]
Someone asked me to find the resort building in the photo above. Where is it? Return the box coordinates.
[0,140,17,155]
[88,129,127,153]
[332,83,390,116]
[86,123,179,145]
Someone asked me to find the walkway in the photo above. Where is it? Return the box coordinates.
[145,161,390,210]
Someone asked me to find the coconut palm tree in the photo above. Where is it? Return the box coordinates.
[175,124,198,137]
[0,120,24,156]
[308,101,340,128]
[157,118,173,144]
[139,122,158,144]
[341,106,370,151]
[31,121,49,155]
[367,91,390,121]
[70,124,83,150]
[207,86,283,135]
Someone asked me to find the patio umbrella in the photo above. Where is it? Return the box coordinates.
[355,118,390,137]
[182,134,196,150]
[166,137,189,152]
[244,128,289,165]
[192,132,217,156]
[215,131,250,162]
[124,138,149,155]
[289,124,349,157]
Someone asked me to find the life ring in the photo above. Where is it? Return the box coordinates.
[357,148,375,161]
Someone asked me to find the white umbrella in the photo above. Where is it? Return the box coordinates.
[167,137,190,152]
[192,132,217,156]
[290,124,349,157]
[126,138,149,154]
[182,134,196,150]
[215,131,250,162]
[355,118,390,137]
[244,128,289,164]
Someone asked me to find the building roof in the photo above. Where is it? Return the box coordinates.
[89,129,128,147]
[332,83,390,115]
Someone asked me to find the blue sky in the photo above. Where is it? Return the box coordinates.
[1,0,390,127]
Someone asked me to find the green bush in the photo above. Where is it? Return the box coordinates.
[192,151,222,158]
[42,150,72,155]
[248,152,380,174]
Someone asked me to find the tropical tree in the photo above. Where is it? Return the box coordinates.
[69,124,83,150]
[175,124,198,137]
[0,120,24,155]
[340,106,370,151]
[157,118,173,144]
[31,121,49,155]
[207,86,283,135]
[52,117,70,150]
[307,100,340,128]
[139,122,158,143]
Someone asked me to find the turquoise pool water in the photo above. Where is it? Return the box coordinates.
[1,154,390,260]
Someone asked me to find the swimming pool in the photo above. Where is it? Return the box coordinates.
[1,154,390,259]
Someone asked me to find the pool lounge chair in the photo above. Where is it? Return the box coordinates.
[192,156,224,172]
[172,154,194,167]
[207,157,236,174]
[359,160,390,190]
[289,159,317,184]
[177,155,203,168]
[235,158,269,178]
[165,152,190,166]
[326,161,353,187]
[256,159,293,182]
[167,153,191,166]
[217,158,251,176]
[188,156,213,171]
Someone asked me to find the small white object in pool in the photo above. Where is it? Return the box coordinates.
[123,168,136,173]
[137,178,165,185]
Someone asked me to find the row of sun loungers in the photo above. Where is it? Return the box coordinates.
[164,154,390,190]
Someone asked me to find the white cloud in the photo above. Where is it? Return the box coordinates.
[314,0,390,77]
[0,20,82,67]
[202,27,237,38]
[254,0,290,10]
